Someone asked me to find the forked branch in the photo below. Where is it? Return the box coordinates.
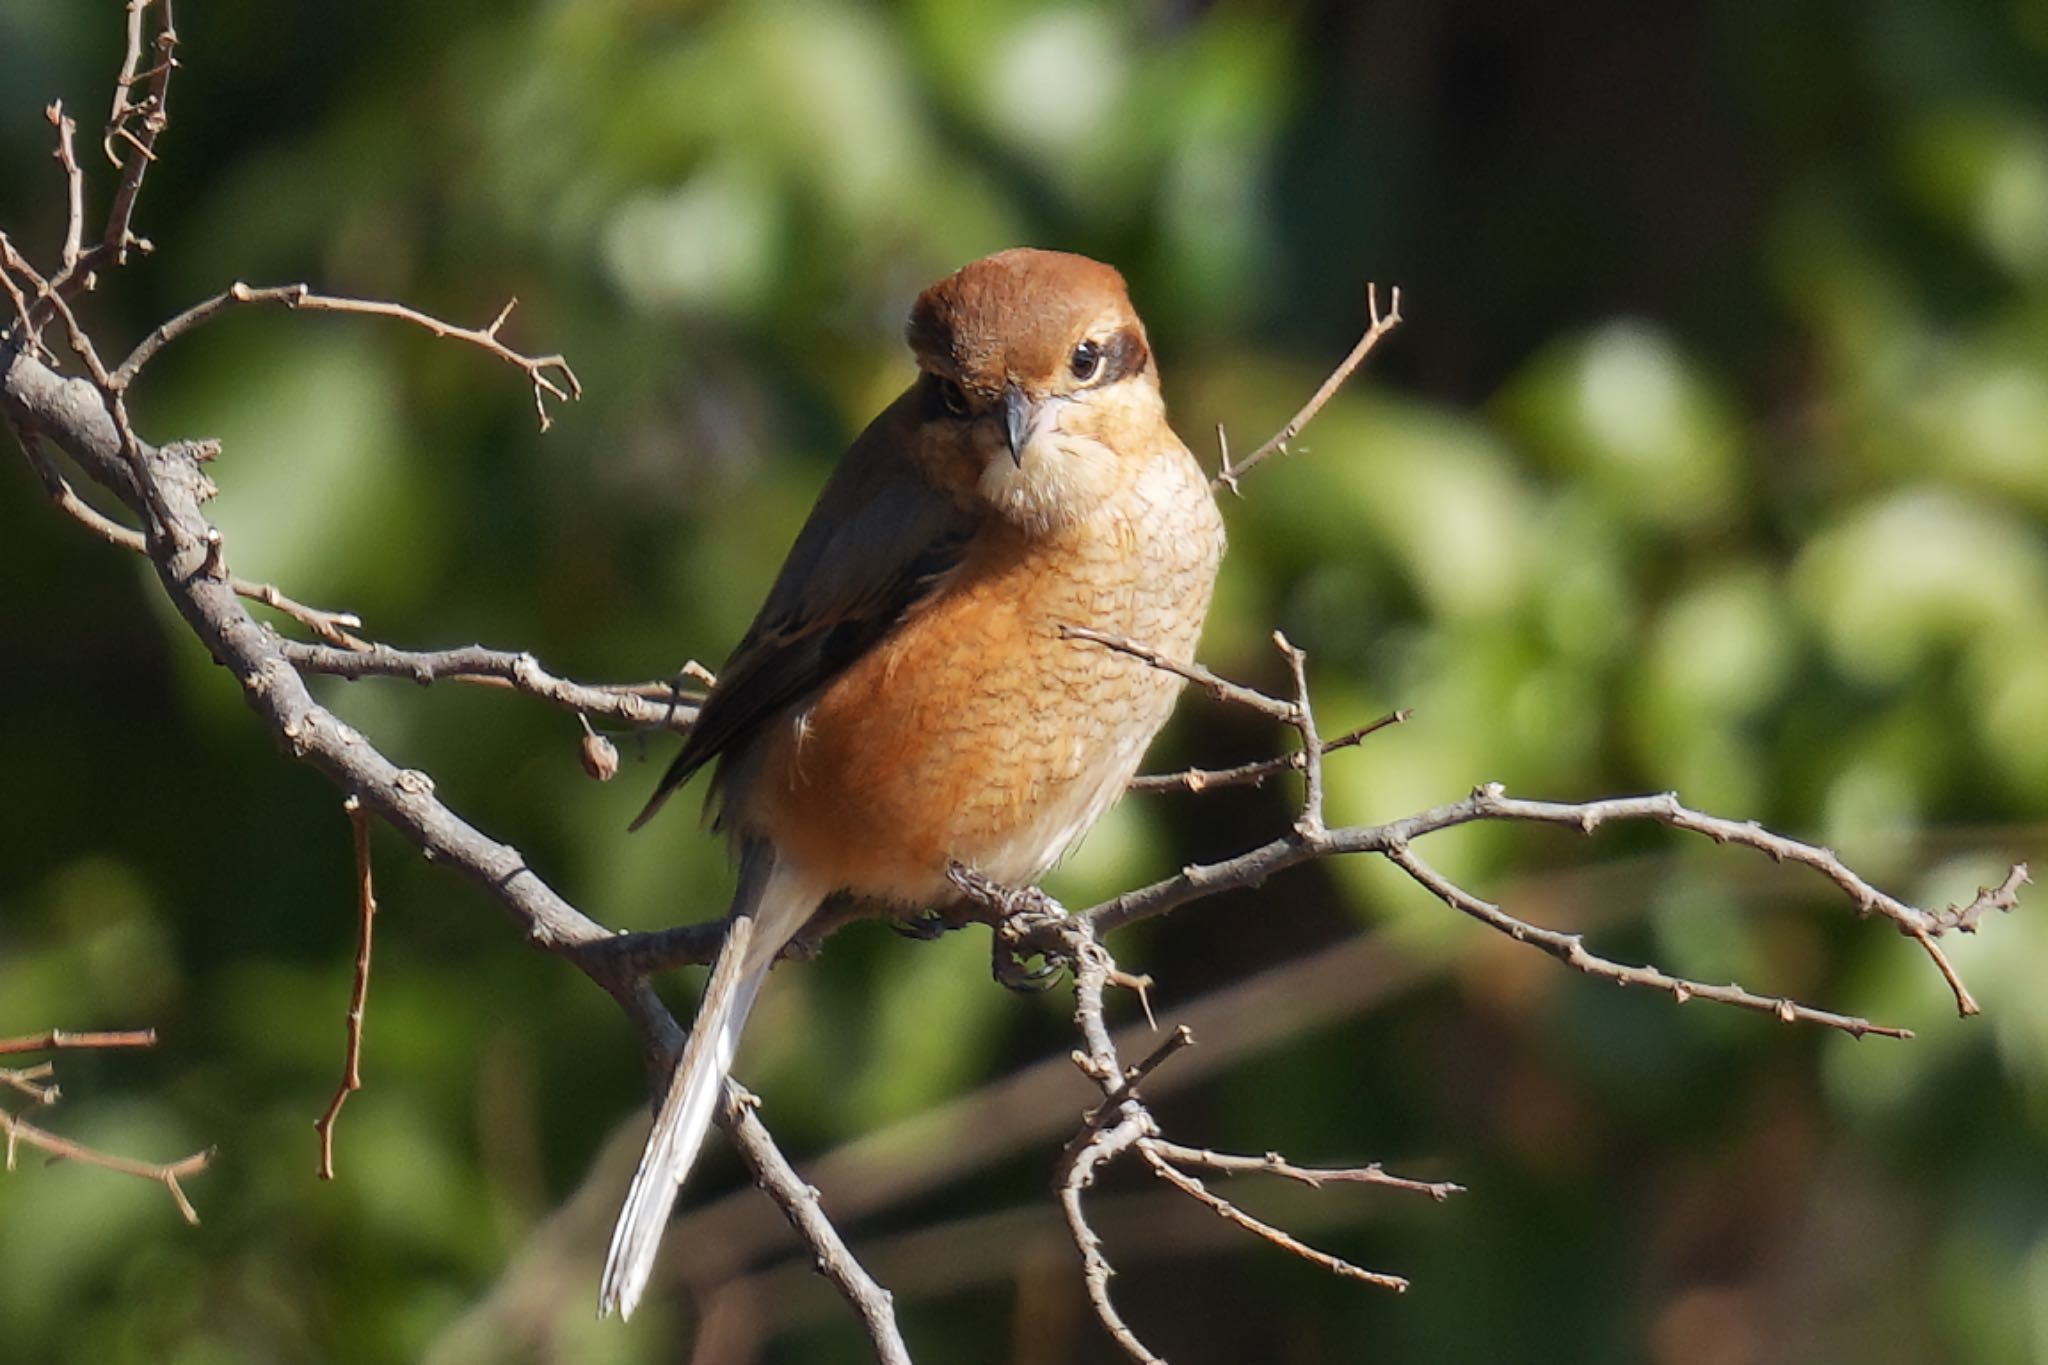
[0,1028,212,1223]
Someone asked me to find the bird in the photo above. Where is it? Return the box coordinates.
[601,247,1226,1319]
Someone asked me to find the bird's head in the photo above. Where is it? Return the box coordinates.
[906,248,1164,533]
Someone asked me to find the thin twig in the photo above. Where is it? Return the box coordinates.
[26,436,703,722]
[116,282,583,430]
[1383,838,1909,1037]
[0,1029,159,1055]
[1084,771,2017,1030]
[1130,710,1409,794]
[90,0,173,271]
[1457,787,2019,1017]
[1048,923,1170,1362]
[1142,1140,1462,1201]
[47,103,86,271]
[1138,1146,1409,1291]
[279,639,706,734]
[1123,1025,1195,1092]
[34,0,176,313]
[1060,624,1297,722]
[1273,632,1325,837]
[315,796,379,1180]
[0,1107,211,1223]
[0,234,50,358]
[1928,862,2030,934]
[20,435,368,643]
[1215,283,1403,493]
[0,1064,59,1103]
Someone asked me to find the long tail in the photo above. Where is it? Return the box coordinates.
[598,847,813,1319]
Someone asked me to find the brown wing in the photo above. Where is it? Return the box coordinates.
[630,389,979,831]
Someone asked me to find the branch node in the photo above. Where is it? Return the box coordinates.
[199,525,225,580]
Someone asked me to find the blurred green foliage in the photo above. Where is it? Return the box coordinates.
[4,1,2048,1362]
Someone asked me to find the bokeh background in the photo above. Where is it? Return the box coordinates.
[5,1,2048,1361]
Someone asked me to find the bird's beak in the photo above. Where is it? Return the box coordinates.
[1001,384,1033,467]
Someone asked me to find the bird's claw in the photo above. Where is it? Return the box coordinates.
[891,911,961,942]
[992,941,1065,993]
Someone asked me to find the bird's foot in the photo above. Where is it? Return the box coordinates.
[945,862,1076,993]
[991,943,1063,993]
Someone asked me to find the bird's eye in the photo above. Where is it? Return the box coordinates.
[936,378,971,417]
[1070,339,1104,384]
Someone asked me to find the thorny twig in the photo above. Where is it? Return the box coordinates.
[1128,709,1409,794]
[117,282,583,430]
[972,900,1450,1365]
[1215,282,1403,493]
[277,639,709,735]
[1074,631,2020,1029]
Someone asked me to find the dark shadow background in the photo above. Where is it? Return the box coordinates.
[4,2,2046,1362]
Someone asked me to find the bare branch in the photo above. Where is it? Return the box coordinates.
[116,282,583,430]
[87,0,173,275]
[1273,631,1326,837]
[1061,624,1298,722]
[28,0,177,318]
[279,638,707,734]
[985,903,1423,1360]
[1122,1024,1196,1093]
[1141,1140,1462,1202]
[20,441,697,718]
[0,1029,159,1056]
[47,103,85,270]
[1444,787,2016,1018]
[1138,1145,1409,1291]
[1130,710,1408,794]
[1215,282,1403,493]
[719,1083,912,1365]
[1383,838,1909,1039]
[3,345,626,965]
[4,308,856,1344]
[20,434,371,643]
[1084,781,2016,1032]
[0,234,50,359]
[0,1105,211,1224]
[1931,862,2029,934]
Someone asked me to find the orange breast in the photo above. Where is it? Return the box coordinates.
[737,465,1220,907]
